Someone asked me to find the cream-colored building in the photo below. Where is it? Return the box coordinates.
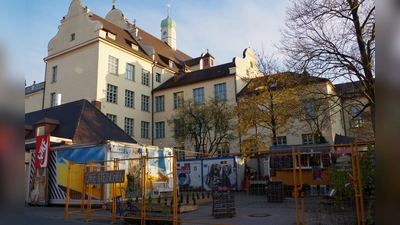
[335,81,374,141]
[27,0,370,156]
[25,81,45,113]
[236,73,346,147]
[32,0,261,148]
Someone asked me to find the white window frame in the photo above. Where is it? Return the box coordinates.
[141,95,149,111]
[52,66,58,82]
[108,56,118,75]
[217,142,230,156]
[50,92,56,107]
[302,101,317,120]
[155,121,165,138]
[141,121,149,138]
[141,69,150,86]
[193,87,204,104]
[155,95,165,112]
[126,63,135,81]
[349,105,363,128]
[107,114,117,123]
[302,133,314,145]
[124,117,134,136]
[173,92,184,109]
[125,89,135,108]
[214,83,227,101]
[156,73,161,82]
[294,153,323,169]
[107,84,118,103]
[276,136,287,146]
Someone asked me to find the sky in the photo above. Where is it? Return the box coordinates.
[23,0,290,86]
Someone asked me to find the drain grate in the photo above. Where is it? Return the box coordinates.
[248,214,271,217]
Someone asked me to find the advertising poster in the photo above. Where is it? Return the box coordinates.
[34,134,50,168]
[203,158,237,190]
[312,166,322,180]
[29,167,48,205]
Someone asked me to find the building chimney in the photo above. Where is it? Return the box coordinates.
[91,100,102,111]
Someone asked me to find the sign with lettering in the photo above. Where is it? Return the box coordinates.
[84,170,125,184]
[34,134,50,168]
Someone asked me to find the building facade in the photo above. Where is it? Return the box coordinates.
[26,0,371,156]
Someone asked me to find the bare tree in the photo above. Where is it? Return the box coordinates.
[278,0,375,135]
[167,98,237,156]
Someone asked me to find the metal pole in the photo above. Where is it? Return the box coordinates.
[173,155,178,225]
[64,161,72,220]
[292,147,300,225]
[351,144,361,225]
[86,161,93,222]
[141,156,147,225]
[355,141,366,225]
[297,146,305,225]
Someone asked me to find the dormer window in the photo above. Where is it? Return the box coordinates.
[107,32,116,40]
[169,60,174,68]
[204,58,209,67]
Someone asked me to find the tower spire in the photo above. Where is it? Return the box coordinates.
[167,4,171,16]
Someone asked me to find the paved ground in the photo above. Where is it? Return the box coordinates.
[25,193,356,225]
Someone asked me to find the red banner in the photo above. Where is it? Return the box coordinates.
[34,134,50,168]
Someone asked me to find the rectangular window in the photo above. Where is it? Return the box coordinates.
[169,60,174,68]
[276,136,287,146]
[50,92,56,107]
[124,117,134,136]
[217,142,230,156]
[155,95,165,112]
[194,144,206,154]
[155,121,165,138]
[141,69,150,86]
[126,63,135,81]
[125,89,134,108]
[141,95,149,111]
[193,87,205,104]
[214,83,227,101]
[141,121,149,138]
[295,153,323,168]
[302,101,317,120]
[108,56,118,75]
[173,92,184,109]
[70,33,75,41]
[349,105,363,128]
[302,133,314,145]
[52,66,58,82]
[174,119,184,137]
[195,117,206,134]
[107,114,117,123]
[174,147,185,160]
[156,73,161,82]
[107,84,118,103]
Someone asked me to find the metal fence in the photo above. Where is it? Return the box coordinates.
[63,141,375,225]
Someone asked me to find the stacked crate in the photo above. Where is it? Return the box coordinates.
[266,181,284,203]
[212,188,236,219]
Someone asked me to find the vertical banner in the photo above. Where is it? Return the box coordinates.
[34,134,50,168]
[30,134,50,205]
